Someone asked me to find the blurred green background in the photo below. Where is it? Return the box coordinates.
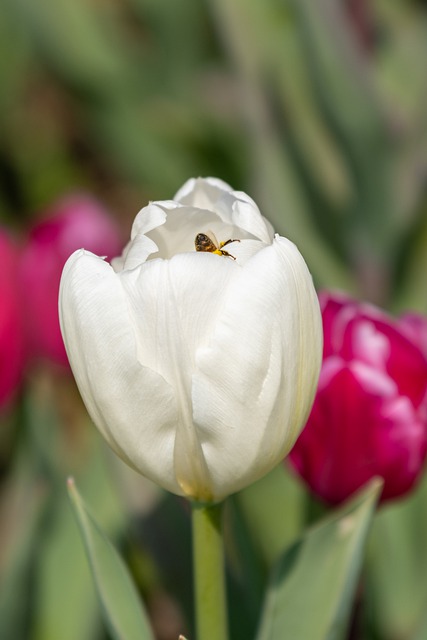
[1,1,427,639]
[1,0,427,308]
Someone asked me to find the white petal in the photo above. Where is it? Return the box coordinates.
[118,251,240,500]
[131,202,168,240]
[146,206,220,257]
[216,191,273,243]
[59,250,183,495]
[174,178,272,244]
[112,202,169,269]
[122,234,160,269]
[174,176,233,207]
[192,236,323,500]
[110,240,130,272]
[217,239,268,265]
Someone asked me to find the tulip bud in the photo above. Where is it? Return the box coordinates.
[289,291,427,504]
[59,177,323,503]
[0,229,25,408]
[20,194,123,368]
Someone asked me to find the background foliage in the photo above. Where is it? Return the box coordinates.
[1,1,427,639]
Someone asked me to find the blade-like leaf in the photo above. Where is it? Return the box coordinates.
[33,496,100,640]
[0,449,46,640]
[67,477,154,640]
[367,473,427,639]
[207,0,356,292]
[257,478,382,640]
[235,464,306,570]
[413,608,427,640]
[32,436,127,640]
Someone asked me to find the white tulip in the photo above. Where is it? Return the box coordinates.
[59,177,322,502]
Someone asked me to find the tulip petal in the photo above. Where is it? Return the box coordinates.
[344,316,427,408]
[290,359,427,504]
[59,250,183,495]
[216,191,273,243]
[119,251,240,501]
[192,236,322,500]
[175,176,273,244]
[143,205,221,257]
[60,180,324,503]
[174,176,233,208]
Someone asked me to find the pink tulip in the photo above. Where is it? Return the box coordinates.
[400,313,427,360]
[19,194,123,367]
[289,291,427,504]
[0,229,25,408]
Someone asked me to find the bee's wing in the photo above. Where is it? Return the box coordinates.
[206,229,219,248]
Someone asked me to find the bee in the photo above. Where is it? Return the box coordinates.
[195,231,240,260]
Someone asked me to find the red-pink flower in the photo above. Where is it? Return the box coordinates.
[19,194,123,368]
[289,291,427,504]
[0,229,25,408]
[400,313,427,360]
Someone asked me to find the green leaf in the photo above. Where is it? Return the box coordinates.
[413,607,427,640]
[394,204,427,314]
[32,495,100,640]
[286,0,398,260]
[257,478,382,640]
[207,0,356,292]
[32,435,127,640]
[7,0,135,94]
[367,474,427,639]
[0,447,47,640]
[67,477,154,640]
[235,464,306,570]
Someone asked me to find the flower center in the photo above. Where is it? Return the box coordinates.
[194,232,241,260]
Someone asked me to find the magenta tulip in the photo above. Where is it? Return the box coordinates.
[289,291,427,504]
[400,313,427,360]
[0,229,25,408]
[20,194,123,367]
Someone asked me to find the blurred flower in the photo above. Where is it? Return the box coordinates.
[400,313,427,359]
[345,0,376,52]
[289,292,427,505]
[0,229,25,408]
[59,177,322,503]
[20,194,123,368]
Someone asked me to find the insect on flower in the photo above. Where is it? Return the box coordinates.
[195,231,240,260]
[59,176,323,503]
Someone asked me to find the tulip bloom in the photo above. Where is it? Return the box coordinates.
[59,177,322,502]
[289,292,427,504]
[400,313,427,359]
[20,194,123,367]
[0,229,25,408]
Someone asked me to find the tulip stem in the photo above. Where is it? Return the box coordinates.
[192,501,228,640]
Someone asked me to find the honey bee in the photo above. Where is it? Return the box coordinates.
[195,232,240,260]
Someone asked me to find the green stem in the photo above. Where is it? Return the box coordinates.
[192,501,228,640]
